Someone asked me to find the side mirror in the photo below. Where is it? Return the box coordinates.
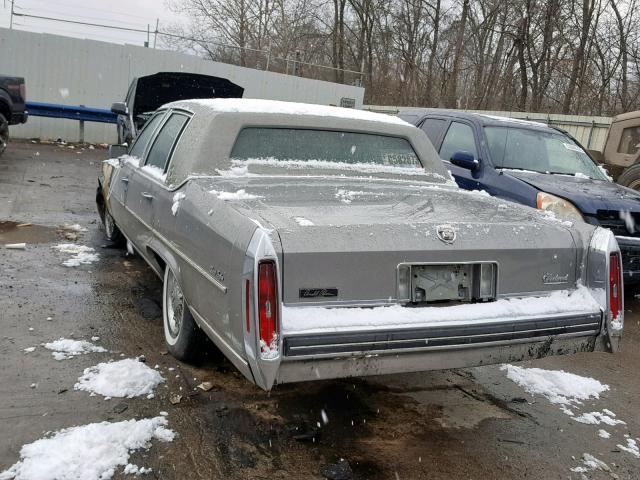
[450,151,479,171]
[111,102,128,115]
[108,144,128,158]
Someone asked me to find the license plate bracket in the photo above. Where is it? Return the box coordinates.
[408,263,496,303]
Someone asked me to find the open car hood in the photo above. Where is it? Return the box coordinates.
[133,72,244,117]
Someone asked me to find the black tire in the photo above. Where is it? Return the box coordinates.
[617,164,640,191]
[162,267,204,361]
[0,113,8,157]
[103,208,125,245]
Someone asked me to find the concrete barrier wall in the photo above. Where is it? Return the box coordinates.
[364,105,612,152]
[0,28,364,144]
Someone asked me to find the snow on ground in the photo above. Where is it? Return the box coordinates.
[188,98,410,126]
[51,244,99,267]
[0,416,174,480]
[23,347,35,354]
[209,189,262,201]
[569,453,613,475]
[294,217,314,226]
[598,429,611,439]
[500,365,609,406]
[43,338,107,361]
[62,224,87,232]
[74,358,165,398]
[282,285,600,334]
[573,411,626,426]
[171,192,186,216]
[617,438,640,458]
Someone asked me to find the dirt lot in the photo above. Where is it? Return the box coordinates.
[1,141,639,479]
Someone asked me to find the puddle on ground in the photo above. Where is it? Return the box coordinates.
[406,388,512,429]
[0,221,61,244]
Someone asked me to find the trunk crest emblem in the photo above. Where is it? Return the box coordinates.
[436,225,457,244]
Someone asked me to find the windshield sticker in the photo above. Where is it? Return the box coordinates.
[563,143,583,153]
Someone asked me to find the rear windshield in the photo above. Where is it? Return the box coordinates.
[485,126,607,180]
[230,127,424,172]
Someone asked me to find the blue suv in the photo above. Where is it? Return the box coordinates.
[399,109,640,284]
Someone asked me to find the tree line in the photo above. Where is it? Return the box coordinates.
[165,0,639,115]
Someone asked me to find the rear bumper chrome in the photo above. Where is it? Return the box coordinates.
[276,334,599,384]
[283,311,602,358]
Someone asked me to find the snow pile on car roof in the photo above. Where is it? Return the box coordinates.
[0,416,174,480]
[186,98,409,125]
[74,358,165,399]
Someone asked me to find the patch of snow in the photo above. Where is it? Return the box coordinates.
[63,224,87,232]
[617,438,640,458]
[573,172,590,179]
[282,285,600,334]
[501,365,609,406]
[598,165,614,181]
[570,453,612,475]
[185,98,410,126]
[210,189,262,201]
[43,338,107,360]
[573,411,626,426]
[171,192,186,216]
[294,217,314,226]
[598,429,611,439]
[103,158,121,168]
[51,244,99,267]
[74,358,165,398]
[23,347,35,354]
[231,157,440,179]
[0,416,174,480]
[259,334,279,359]
[126,241,135,256]
[141,165,167,182]
[123,464,152,475]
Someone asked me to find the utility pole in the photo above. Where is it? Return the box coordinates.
[153,18,159,48]
[145,23,149,47]
[9,0,14,29]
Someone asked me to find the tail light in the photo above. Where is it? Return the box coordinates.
[258,260,279,357]
[609,253,622,321]
[20,82,26,101]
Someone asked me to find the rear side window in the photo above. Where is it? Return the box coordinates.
[128,112,164,160]
[439,122,477,162]
[145,113,190,171]
[420,118,447,146]
[617,126,640,155]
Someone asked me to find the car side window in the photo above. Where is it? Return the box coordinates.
[420,118,447,146]
[128,113,165,160]
[439,122,478,162]
[617,126,640,155]
[145,113,190,172]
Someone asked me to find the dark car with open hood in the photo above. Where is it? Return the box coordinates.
[111,71,244,145]
[399,109,640,285]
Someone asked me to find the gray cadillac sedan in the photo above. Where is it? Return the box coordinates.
[97,99,623,391]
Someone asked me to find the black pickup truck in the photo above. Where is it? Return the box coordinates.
[0,75,28,156]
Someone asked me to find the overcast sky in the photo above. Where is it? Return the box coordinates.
[0,0,187,46]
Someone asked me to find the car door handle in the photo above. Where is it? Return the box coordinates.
[121,177,129,183]
[141,192,154,200]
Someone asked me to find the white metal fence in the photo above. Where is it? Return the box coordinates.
[0,28,364,144]
[364,105,612,152]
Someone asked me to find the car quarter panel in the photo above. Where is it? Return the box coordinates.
[151,180,260,368]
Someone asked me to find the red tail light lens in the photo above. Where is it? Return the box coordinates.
[258,260,278,355]
[245,279,251,333]
[19,83,26,101]
[609,253,622,321]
